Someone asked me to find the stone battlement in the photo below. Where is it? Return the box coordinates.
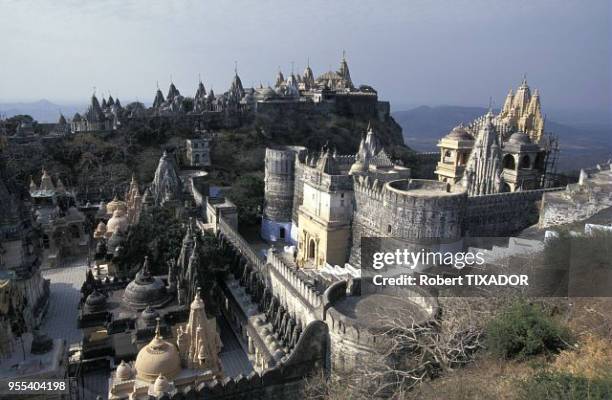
[322,279,438,370]
[464,187,563,236]
[267,250,323,324]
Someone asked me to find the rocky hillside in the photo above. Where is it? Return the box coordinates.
[1,108,412,194]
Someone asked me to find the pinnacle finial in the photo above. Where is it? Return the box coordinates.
[142,256,151,276]
[155,317,161,338]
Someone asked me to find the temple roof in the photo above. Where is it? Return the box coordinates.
[149,151,183,207]
[122,257,171,310]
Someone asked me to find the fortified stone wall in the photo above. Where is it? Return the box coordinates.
[350,178,466,267]
[334,93,379,118]
[464,187,562,236]
[254,95,385,121]
[322,280,438,371]
[267,250,323,326]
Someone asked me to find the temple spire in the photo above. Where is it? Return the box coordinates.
[154,317,161,339]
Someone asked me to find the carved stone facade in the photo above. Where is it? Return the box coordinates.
[460,112,504,196]
[29,169,88,267]
[435,79,552,193]
[185,137,211,168]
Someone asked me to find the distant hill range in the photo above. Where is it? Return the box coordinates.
[0,99,83,123]
[393,105,612,172]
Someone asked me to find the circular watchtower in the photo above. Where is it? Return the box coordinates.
[261,146,305,243]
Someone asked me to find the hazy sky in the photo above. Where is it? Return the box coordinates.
[1,0,610,113]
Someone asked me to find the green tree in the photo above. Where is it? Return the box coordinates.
[226,173,264,226]
[486,300,572,360]
[117,207,184,275]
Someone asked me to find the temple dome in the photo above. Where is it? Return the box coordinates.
[123,257,170,310]
[445,125,473,141]
[84,289,107,312]
[141,306,160,325]
[115,360,133,381]
[107,196,127,214]
[152,374,173,396]
[134,331,181,382]
[508,131,531,144]
[106,209,129,235]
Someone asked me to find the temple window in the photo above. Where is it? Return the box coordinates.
[443,150,453,164]
[520,155,530,169]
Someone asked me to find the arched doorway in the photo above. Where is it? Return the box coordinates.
[308,239,316,260]
[279,227,286,240]
[503,154,516,170]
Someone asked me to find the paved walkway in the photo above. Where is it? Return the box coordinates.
[218,317,254,377]
[40,261,88,346]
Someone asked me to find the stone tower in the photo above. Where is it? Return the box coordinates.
[261,146,305,244]
[296,147,354,269]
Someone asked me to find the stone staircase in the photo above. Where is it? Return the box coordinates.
[467,237,545,264]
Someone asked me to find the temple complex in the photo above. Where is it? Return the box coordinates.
[435,79,553,193]
[29,169,88,267]
[67,54,389,135]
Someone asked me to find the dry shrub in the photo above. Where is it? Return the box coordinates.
[552,334,612,381]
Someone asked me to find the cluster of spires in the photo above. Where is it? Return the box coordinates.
[168,218,201,306]
[29,168,66,193]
